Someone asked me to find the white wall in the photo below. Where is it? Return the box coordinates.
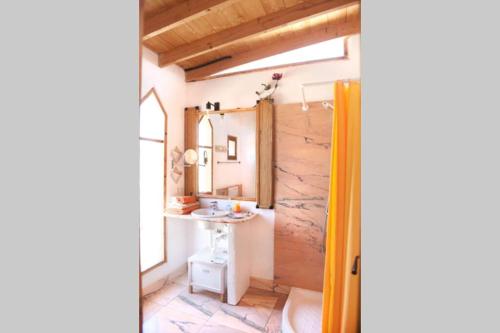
[141,47,189,293]
[186,34,360,108]
[210,112,256,197]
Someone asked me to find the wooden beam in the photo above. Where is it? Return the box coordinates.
[256,99,274,209]
[185,20,360,82]
[198,107,256,115]
[143,0,237,40]
[184,107,199,196]
[159,0,358,67]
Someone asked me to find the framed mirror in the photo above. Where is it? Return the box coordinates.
[227,135,237,160]
[186,108,256,201]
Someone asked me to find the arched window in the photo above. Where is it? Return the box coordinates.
[198,115,213,194]
[139,88,167,273]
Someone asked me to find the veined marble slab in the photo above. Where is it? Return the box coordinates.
[273,102,332,291]
[143,285,286,333]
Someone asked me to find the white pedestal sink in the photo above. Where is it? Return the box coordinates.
[165,206,258,305]
[191,208,229,219]
[191,208,230,230]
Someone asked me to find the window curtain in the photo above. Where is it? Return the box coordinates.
[322,80,361,333]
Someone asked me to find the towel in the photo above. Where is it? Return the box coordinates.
[174,196,197,204]
[167,202,200,215]
[168,201,200,209]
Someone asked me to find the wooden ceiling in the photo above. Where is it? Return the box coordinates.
[143,0,361,81]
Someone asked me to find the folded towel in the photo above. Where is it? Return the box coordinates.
[174,196,197,204]
[167,202,200,215]
[168,201,200,209]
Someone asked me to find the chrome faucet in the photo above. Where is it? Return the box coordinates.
[209,201,218,211]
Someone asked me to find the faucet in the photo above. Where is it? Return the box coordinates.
[209,201,218,211]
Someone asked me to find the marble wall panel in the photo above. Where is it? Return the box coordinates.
[273,102,332,291]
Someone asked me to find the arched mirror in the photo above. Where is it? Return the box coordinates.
[198,115,213,194]
[139,88,167,273]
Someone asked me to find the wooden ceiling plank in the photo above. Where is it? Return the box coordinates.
[195,15,220,36]
[200,11,228,33]
[144,0,183,17]
[197,3,237,33]
[143,0,239,40]
[158,0,358,67]
[262,0,286,14]
[236,0,267,20]
[328,7,347,25]
[346,3,360,22]
[283,0,304,8]
[185,19,360,81]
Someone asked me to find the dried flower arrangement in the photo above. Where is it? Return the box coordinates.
[256,73,283,101]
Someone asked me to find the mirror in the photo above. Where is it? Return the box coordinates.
[197,110,256,200]
[184,149,198,165]
[227,135,237,160]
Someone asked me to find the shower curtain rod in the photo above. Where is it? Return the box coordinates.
[300,78,359,111]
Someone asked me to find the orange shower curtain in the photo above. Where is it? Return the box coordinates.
[322,80,361,333]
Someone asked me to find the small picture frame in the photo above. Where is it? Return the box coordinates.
[227,135,237,160]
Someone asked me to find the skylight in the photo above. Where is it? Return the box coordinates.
[213,37,346,76]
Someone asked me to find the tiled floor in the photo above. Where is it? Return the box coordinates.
[143,273,288,333]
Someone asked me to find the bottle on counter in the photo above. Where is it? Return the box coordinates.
[233,202,241,213]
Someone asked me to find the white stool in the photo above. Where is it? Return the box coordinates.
[188,249,227,302]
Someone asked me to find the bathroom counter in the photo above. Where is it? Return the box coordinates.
[164,211,257,224]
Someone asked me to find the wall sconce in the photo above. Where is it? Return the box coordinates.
[206,101,220,111]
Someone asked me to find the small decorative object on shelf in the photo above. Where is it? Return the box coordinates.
[206,101,220,111]
[256,73,283,101]
[215,145,227,153]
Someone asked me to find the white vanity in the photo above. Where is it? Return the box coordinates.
[165,208,257,305]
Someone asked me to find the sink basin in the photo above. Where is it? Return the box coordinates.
[191,208,229,219]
